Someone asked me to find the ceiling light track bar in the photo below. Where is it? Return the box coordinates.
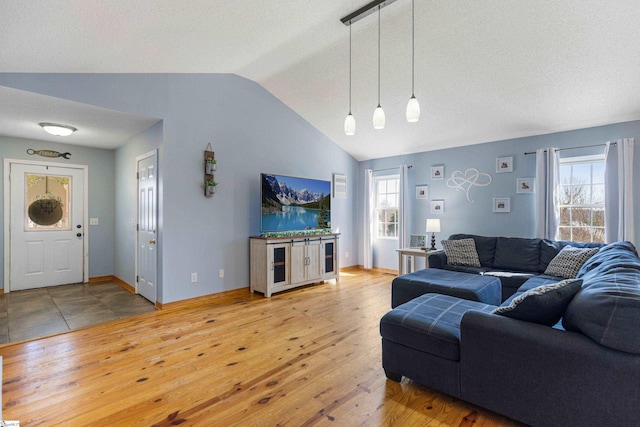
[340,0,399,26]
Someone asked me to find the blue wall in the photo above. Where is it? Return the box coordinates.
[4,73,636,297]
[359,120,640,269]
[0,73,359,303]
[114,121,163,297]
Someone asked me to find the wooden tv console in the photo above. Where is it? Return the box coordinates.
[249,233,339,297]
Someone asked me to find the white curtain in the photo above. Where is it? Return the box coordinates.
[398,165,409,250]
[605,138,635,242]
[363,169,374,269]
[535,147,560,240]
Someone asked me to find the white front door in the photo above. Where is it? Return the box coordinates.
[137,152,157,303]
[9,163,85,291]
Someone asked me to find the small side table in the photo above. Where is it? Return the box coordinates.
[397,248,443,275]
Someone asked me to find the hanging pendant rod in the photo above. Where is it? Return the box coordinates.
[340,0,399,25]
[377,5,381,106]
[373,165,413,173]
[523,142,615,155]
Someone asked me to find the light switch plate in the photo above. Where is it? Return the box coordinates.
[90,218,99,225]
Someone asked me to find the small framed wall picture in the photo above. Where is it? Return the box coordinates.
[516,178,535,194]
[493,197,511,213]
[431,199,444,214]
[496,156,513,173]
[431,165,444,180]
[416,185,428,199]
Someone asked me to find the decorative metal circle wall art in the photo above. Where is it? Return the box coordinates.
[446,168,493,203]
[28,176,64,225]
[28,194,63,225]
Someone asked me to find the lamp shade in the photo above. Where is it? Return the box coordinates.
[406,95,420,122]
[426,218,441,233]
[373,105,385,129]
[344,113,356,135]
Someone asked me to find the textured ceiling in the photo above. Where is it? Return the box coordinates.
[2,1,640,160]
[0,86,159,149]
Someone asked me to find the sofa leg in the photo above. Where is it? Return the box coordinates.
[384,370,402,382]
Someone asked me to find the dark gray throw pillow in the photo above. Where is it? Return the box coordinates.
[441,238,481,267]
[492,279,582,326]
[544,246,598,278]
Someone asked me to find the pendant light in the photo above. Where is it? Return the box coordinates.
[406,0,420,122]
[344,23,356,136]
[372,5,385,130]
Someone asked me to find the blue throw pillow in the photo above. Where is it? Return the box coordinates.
[492,279,582,326]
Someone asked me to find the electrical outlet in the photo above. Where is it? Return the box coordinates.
[219,269,224,278]
[345,251,350,258]
[191,272,197,283]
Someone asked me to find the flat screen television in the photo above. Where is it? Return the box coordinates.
[261,173,331,232]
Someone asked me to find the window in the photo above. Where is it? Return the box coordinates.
[26,174,71,230]
[558,155,605,242]
[375,175,399,238]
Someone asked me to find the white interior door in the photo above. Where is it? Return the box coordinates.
[10,163,85,291]
[137,152,157,303]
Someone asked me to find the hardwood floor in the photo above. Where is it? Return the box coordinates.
[0,270,523,426]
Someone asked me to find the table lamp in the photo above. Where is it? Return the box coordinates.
[426,219,441,251]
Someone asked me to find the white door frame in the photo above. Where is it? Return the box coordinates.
[134,149,158,300]
[3,158,89,293]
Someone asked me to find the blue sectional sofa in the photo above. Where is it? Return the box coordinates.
[381,236,640,427]
[430,233,605,300]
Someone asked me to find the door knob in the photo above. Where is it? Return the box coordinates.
[76,233,82,237]
[149,239,156,244]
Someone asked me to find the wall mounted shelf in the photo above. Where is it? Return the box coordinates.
[204,142,217,197]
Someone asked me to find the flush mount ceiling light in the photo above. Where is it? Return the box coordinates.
[39,123,77,137]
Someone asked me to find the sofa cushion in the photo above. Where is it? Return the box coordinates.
[391,269,502,307]
[442,264,492,275]
[539,239,603,272]
[380,294,495,361]
[493,237,540,272]
[449,234,497,267]
[563,241,640,354]
[493,279,582,326]
[441,238,481,267]
[482,271,538,301]
[501,274,564,306]
[577,241,639,278]
[544,246,599,279]
[517,275,566,293]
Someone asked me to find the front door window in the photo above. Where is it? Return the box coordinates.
[25,174,71,230]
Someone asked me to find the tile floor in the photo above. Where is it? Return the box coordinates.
[0,281,156,344]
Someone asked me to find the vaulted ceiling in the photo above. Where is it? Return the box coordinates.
[2,1,640,160]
